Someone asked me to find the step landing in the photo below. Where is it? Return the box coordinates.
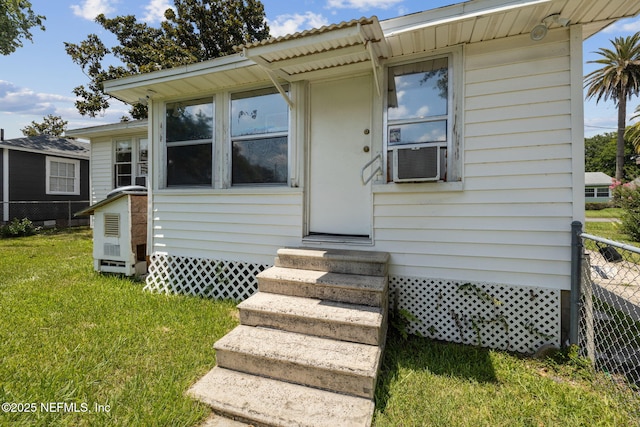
[276,247,389,276]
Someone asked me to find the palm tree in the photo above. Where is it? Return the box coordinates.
[627,104,640,154]
[585,33,640,181]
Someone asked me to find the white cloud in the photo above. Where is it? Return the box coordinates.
[603,17,640,34]
[70,0,117,21]
[268,12,330,37]
[0,81,134,138]
[0,81,74,116]
[141,0,174,23]
[326,0,403,11]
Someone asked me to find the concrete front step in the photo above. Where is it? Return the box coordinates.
[189,367,375,427]
[214,325,381,399]
[276,247,390,277]
[257,266,387,307]
[238,292,386,346]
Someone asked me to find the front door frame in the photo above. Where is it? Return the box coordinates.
[303,74,375,245]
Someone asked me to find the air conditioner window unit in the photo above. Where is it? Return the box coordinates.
[392,143,445,182]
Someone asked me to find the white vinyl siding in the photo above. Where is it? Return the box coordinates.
[373,30,575,290]
[91,139,114,203]
[145,29,577,292]
[150,191,302,265]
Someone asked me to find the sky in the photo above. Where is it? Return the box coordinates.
[0,0,639,139]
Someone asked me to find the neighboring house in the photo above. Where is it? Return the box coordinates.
[69,0,640,353]
[66,120,148,204]
[0,133,90,225]
[585,172,613,203]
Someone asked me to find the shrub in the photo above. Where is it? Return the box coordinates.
[611,180,640,241]
[585,202,614,210]
[0,218,37,238]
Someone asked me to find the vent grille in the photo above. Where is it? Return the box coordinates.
[104,213,120,237]
[104,243,121,257]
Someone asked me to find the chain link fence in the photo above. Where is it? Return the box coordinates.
[1,201,90,228]
[579,230,640,399]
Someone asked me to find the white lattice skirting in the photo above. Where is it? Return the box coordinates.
[144,253,268,301]
[144,253,559,354]
[390,276,560,354]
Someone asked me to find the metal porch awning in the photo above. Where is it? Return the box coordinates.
[238,17,390,103]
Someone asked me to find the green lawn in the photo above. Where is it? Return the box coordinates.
[585,207,624,219]
[0,228,238,426]
[1,229,638,426]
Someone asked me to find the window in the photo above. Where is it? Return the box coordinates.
[115,140,132,187]
[386,57,452,182]
[137,138,148,186]
[585,188,595,198]
[114,138,148,188]
[231,88,289,185]
[46,157,80,195]
[165,98,214,187]
[596,187,610,198]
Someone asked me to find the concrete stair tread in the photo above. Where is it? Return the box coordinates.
[278,247,390,265]
[238,292,383,328]
[258,266,386,292]
[188,367,374,427]
[238,292,386,345]
[276,247,389,276]
[215,325,381,378]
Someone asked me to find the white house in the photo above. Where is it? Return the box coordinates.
[70,0,640,353]
[66,120,148,204]
[585,171,613,203]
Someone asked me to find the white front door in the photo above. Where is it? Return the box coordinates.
[308,75,372,237]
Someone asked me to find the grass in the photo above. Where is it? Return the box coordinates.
[374,334,640,427]
[585,207,624,219]
[0,228,238,427]
[584,221,638,245]
[1,229,639,426]
[584,220,640,266]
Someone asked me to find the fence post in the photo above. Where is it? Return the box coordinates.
[570,221,583,346]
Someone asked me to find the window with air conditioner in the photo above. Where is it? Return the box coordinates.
[386,56,454,183]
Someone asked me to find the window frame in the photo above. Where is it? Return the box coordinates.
[383,50,460,184]
[229,86,290,187]
[114,139,133,188]
[45,156,80,195]
[113,137,149,189]
[585,188,595,198]
[596,187,610,198]
[163,97,215,188]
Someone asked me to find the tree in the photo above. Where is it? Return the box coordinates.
[21,114,68,137]
[0,0,45,55]
[65,0,269,119]
[584,33,640,181]
[585,131,640,181]
[626,104,640,153]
